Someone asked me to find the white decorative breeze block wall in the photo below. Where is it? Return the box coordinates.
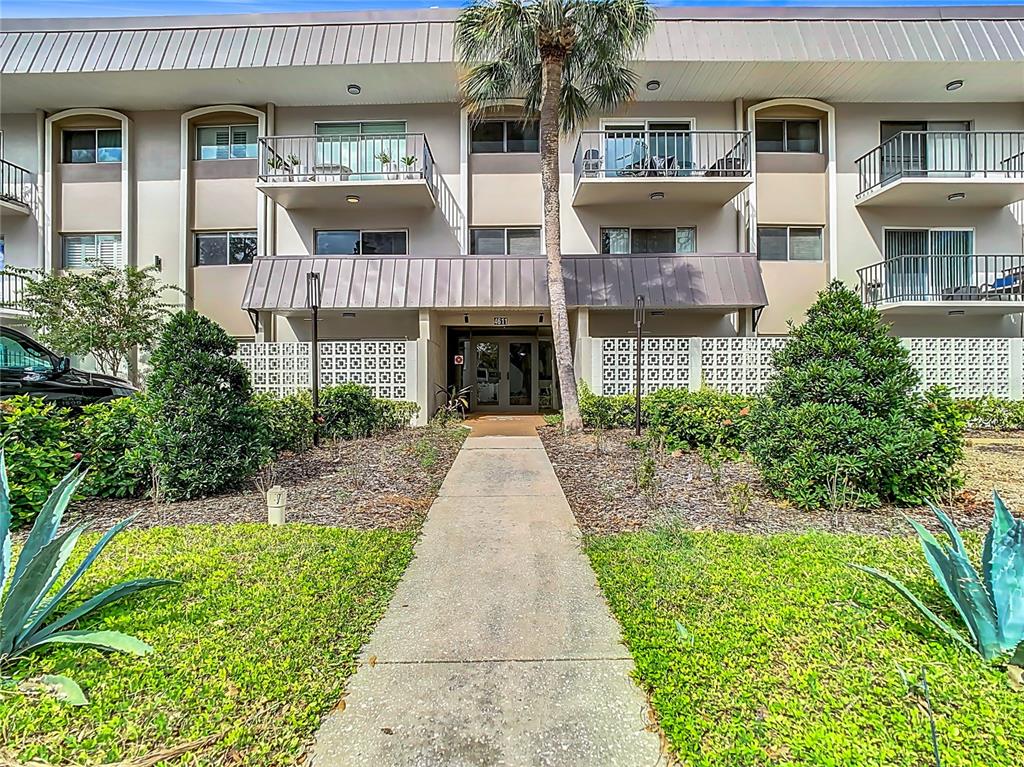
[598,337,693,395]
[903,338,1017,399]
[236,341,414,400]
[701,337,789,395]
[595,337,1024,400]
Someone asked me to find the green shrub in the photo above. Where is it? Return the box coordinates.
[749,282,965,510]
[645,387,755,452]
[0,395,73,527]
[956,395,1024,431]
[143,311,269,501]
[319,383,379,440]
[374,399,419,432]
[74,396,150,499]
[578,381,637,429]
[253,390,314,455]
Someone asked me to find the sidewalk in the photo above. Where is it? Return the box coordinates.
[311,417,663,766]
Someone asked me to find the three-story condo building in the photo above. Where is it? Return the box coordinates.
[1,6,1023,417]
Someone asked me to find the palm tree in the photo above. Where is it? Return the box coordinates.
[456,0,655,430]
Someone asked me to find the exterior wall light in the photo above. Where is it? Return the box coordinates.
[646,80,661,91]
[649,191,665,200]
[947,192,966,201]
[945,79,964,91]
[347,83,362,95]
[346,195,360,204]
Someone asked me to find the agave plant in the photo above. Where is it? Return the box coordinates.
[0,450,175,704]
[852,492,1023,663]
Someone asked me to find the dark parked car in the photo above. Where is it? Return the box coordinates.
[0,326,135,407]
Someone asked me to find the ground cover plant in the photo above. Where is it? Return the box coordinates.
[0,523,414,765]
[587,529,1024,767]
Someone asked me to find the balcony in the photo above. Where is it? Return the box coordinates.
[0,159,33,215]
[858,254,1024,313]
[0,269,30,316]
[571,130,752,206]
[256,133,437,210]
[855,131,1024,207]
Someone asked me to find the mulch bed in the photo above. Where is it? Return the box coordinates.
[67,425,467,533]
[540,426,1008,537]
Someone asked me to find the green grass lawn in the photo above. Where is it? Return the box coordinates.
[0,523,415,765]
[587,530,1024,767]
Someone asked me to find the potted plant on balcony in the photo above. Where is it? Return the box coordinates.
[286,153,311,181]
[375,151,398,180]
[265,154,291,180]
[401,155,420,178]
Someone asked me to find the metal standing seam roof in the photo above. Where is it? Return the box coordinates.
[2,9,1024,74]
[240,254,769,312]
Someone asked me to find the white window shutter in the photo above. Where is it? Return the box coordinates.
[62,235,91,269]
[97,235,124,268]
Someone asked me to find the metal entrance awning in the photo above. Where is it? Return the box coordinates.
[241,253,768,312]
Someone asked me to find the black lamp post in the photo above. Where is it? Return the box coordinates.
[306,271,322,446]
[634,294,645,436]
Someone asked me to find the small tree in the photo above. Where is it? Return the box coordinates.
[749,281,964,510]
[18,266,174,382]
[141,311,268,501]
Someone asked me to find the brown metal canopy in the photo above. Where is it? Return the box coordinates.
[241,253,768,312]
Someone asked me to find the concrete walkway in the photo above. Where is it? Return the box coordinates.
[311,418,663,766]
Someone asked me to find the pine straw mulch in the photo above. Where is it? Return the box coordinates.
[540,427,1022,537]
[66,425,468,533]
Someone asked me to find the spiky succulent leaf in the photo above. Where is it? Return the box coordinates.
[20,629,153,656]
[928,500,968,556]
[18,515,139,643]
[28,578,177,643]
[849,564,978,656]
[984,491,1017,600]
[9,468,84,587]
[0,524,87,658]
[40,674,88,706]
[990,520,1024,651]
[906,516,1000,655]
[0,450,11,599]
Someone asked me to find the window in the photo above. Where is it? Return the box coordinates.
[314,121,409,174]
[0,332,54,373]
[315,230,408,256]
[195,231,257,266]
[755,119,820,153]
[62,234,123,269]
[471,120,540,153]
[62,129,122,163]
[470,227,542,256]
[756,226,823,262]
[196,125,258,160]
[600,227,697,255]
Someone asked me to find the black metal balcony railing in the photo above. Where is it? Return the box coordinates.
[855,131,1024,197]
[572,130,751,185]
[0,158,33,210]
[257,133,436,193]
[0,269,30,313]
[858,254,1024,305]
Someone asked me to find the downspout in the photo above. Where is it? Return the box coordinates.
[35,109,46,269]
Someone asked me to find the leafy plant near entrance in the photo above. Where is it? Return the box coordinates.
[748,281,965,510]
[456,0,656,431]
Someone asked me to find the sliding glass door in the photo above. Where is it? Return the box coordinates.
[315,121,407,179]
[884,228,974,300]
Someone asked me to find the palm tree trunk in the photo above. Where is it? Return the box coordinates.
[539,53,583,430]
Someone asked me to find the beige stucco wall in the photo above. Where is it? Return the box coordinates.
[193,265,253,337]
[756,261,828,335]
[59,178,121,232]
[276,310,420,341]
[132,110,181,295]
[194,177,258,230]
[470,154,543,227]
[756,173,827,225]
[589,308,737,337]
[0,112,40,269]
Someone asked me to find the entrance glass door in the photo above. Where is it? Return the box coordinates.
[472,337,539,411]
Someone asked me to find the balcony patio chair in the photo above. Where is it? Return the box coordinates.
[615,141,649,177]
[706,156,747,178]
[582,149,602,177]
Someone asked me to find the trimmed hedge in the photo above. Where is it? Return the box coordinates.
[76,395,150,499]
[957,395,1024,431]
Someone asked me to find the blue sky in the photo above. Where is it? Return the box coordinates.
[3,0,1022,20]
